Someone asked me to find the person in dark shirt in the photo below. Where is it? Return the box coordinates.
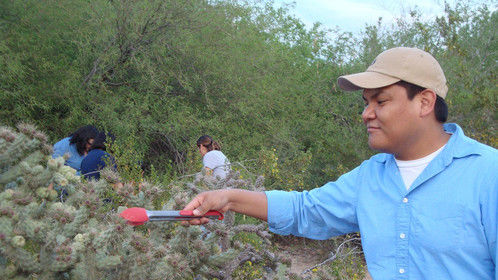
[81,132,115,180]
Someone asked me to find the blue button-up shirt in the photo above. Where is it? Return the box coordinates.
[266,123,497,279]
[52,137,85,172]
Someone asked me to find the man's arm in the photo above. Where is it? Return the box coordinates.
[184,164,362,239]
[182,189,267,225]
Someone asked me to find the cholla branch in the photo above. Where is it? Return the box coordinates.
[232,223,272,245]
[220,245,262,280]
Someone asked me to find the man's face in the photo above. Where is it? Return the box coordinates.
[362,84,420,155]
[85,138,94,154]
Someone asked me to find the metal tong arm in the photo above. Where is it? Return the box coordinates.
[147,210,224,221]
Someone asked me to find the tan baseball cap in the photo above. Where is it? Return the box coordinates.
[337,47,448,98]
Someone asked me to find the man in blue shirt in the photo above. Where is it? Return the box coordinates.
[182,47,497,279]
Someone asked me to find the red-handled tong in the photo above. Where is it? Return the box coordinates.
[120,207,224,226]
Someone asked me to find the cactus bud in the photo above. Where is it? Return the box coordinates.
[48,189,58,200]
[47,158,58,170]
[4,264,17,277]
[32,165,44,175]
[36,187,49,199]
[11,235,25,247]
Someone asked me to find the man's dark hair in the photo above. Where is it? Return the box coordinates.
[89,132,107,151]
[396,81,448,123]
[89,132,115,152]
[69,125,99,155]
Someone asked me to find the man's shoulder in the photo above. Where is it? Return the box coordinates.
[446,134,497,186]
[350,153,391,174]
[466,141,498,168]
[455,133,497,162]
[472,141,497,158]
[446,123,496,158]
[460,140,498,195]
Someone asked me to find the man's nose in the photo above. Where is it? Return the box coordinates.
[362,104,375,123]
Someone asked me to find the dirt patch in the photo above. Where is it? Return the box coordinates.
[273,236,339,275]
[272,235,371,279]
[280,241,326,274]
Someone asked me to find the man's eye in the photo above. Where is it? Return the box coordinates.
[378,100,386,104]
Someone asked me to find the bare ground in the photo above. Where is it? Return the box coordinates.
[273,235,372,279]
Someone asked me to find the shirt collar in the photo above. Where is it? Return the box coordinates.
[373,123,482,163]
[440,123,482,161]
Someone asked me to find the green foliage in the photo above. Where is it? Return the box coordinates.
[313,253,366,280]
[108,135,146,184]
[257,148,312,191]
[1,0,495,192]
[231,260,264,279]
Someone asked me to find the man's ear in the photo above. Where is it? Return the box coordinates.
[417,89,437,118]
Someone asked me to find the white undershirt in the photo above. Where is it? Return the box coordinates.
[395,144,447,190]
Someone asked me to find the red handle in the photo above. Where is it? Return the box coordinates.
[179,210,224,220]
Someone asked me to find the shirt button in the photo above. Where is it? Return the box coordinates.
[399,268,405,274]
[402,198,408,203]
[400,233,406,239]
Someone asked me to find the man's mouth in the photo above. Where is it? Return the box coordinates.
[367,125,380,133]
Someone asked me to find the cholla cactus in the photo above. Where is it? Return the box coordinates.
[162,171,295,279]
[0,124,52,190]
[0,124,294,279]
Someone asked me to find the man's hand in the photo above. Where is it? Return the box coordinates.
[182,189,268,226]
[182,190,231,225]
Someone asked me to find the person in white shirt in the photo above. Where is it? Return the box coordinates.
[196,135,230,179]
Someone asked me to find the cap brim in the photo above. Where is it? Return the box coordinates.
[338,71,401,91]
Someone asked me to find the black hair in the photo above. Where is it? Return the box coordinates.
[196,135,221,151]
[395,81,448,123]
[89,132,115,152]
[69,125,100,155]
